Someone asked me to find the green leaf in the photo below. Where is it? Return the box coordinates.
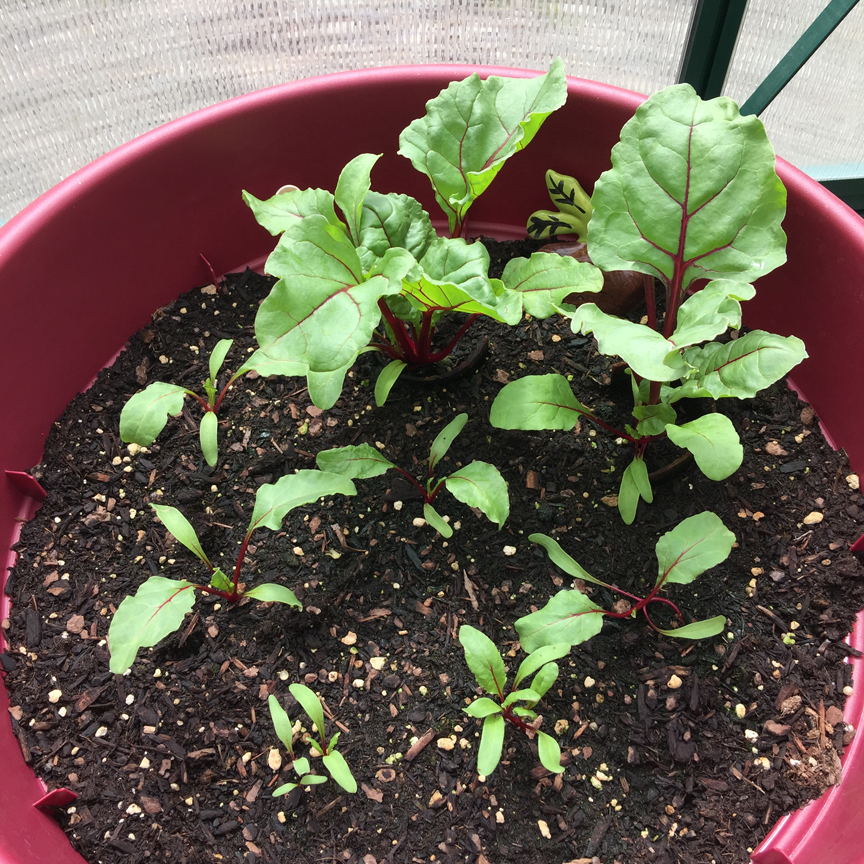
[526,534,607,587]
[292,757,310,776]
[322,749,357,794]
[459,625,507,698]
[119,382,188,446]
[248,470,357,534]
[244,583,302,607]
[516,589,605,653]
[316,443,396,480]
[502,688,541,708]
[268,695,295,755]
[150,504,212,568]
[240,349,307,380]
[444,461,509,529]
[209,568,231,592]
[490,374,587,431]
[537,731,564,774]
[632,402,677,437]
[514,643,571,688]
[243,186,342,235]
[208,339,234,382]
[255,215,404,373]
[272,781,299,797]
[398,59,567,235]
[618,457,653,525]
[299,774,328,786]
[358,192,436,265]
[423,503,453,538]
[570,304,688,382]
[655,511,735,588]
[288,683,326,743]
[374,359,407,407]
[306,362,353,410]
[529,662,559,702]
[669,281,755,349]
[464,697,503,718]
[684,330,808,399]
[108,576,197,673]
[501,252,602,318]
[199,411,218,468]
[429,413,468,472]
[587,83,787,290]
[477,713,505,777]
[665,414,743,480]
[335,153,381,246]
[655,615,726,640]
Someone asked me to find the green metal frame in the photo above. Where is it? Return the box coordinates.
[679,0,863,212]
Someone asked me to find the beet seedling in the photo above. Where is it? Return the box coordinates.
[315,413,508,538]
[268,685,357,795]
[459,625,569,777]
[516,512,733,652]
[491,84,807,523]
[107,470,356,673]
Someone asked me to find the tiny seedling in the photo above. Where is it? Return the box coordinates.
[107,470,356,672]
[491,84,807,523]
[120,338,302,467]
[268,685,357,795]
[245,60,601,408]
[459,625,569,777]
[516,512,734,652]
[315,413,508,538]
[526,169,594,240]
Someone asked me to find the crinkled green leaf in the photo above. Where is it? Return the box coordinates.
[655,615,726,640]
[108,576,197,673]
[665,414,743,480]
[255,215,404,373]
[288,683,326,742]
[120,382,188,446]
[587,83,787,290]
[669,280,755,349]
[423,502,453,538]
[490,374,588,431]
[514,643,571,688]
[684,330,808,399]
[243,186,342,236]
[208,339,233,382]
[429,413,468,472]
[335,153,381,246]
[244,583,302,607]
[516,589,605,653]
[537,730,564,773]
[268,695,295,754]
[655,511,735,588]
[501,252,603,318]
[374,359,407,407]
[357,191,436,264]
[199,410,218,468]
[315,443,396,480]
[445,461,509,529]
[477,713,505,777]
[464,697,503,718]
[618,457,653,525]
[459,625,507,698]
[398,59,567,235]
[248,470,356,534]
[570,304,688,382]
[322,749,357,794]
[150,504,211,568]
[526,533,607,587]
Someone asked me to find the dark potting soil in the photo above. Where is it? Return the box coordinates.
[4,241,864,864]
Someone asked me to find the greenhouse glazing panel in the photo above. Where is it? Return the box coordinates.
[0,0,697,225]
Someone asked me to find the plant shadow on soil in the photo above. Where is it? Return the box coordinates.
[4,240,864,864]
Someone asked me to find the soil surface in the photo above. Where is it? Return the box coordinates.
[4,242,864,864]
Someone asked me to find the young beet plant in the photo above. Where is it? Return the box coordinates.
[459,625,569,777]
[491,84,807,523]
[516,512,734,652]
[107,471,356,673]
[244,59,601,409]
[120,338,303,467]
[268,685,357,796]
[315,413,508,538]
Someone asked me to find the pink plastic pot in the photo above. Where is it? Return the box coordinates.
[1,65,862,864]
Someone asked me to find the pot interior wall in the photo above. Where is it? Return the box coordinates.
[1,66,863,864]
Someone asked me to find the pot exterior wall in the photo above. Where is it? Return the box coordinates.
[1,65,862,864]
